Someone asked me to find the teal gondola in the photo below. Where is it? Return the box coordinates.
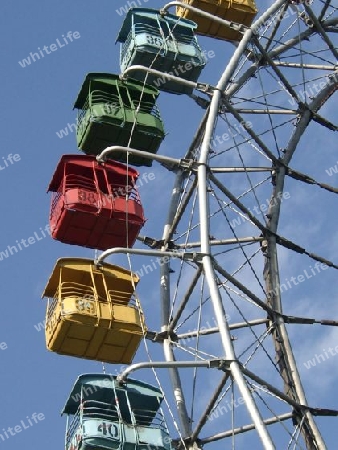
[63,374,172,450]
[116,8,206,95]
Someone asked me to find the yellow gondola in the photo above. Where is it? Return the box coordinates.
[176,0,258,42]
[41,258,145,364]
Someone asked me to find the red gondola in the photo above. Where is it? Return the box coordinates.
[48,155,145,250]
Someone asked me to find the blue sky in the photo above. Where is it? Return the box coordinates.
[1,0,337,449]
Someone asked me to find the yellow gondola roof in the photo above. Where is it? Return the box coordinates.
[42,257,139,299]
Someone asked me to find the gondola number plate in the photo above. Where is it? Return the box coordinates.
[97,422,119,439]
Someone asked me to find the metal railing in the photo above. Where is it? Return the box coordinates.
[132,408,169,432]
[77,89,162,126]
[50,190,62,223]
[64,174,96,192]
[82,400,120,421]
[66,409,81,448]
[107,288,137,305]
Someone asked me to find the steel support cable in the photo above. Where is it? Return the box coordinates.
[219,114,272,218]
[241,366,338,417]
[210,172,267,232]
[252,389,307,450]
[213,244,261,271]
[213,241,261,259]
[220,97,282,165]
[209,172,338,270]
[294,6,308,101]
[174,291,210,333]
[172,341,218,361]
[245,46,282,158]
[189,276,205,422]
[253,38,329,118]
[287,416,306,450]
[168,265,203,331]
[210,130,269,161]
[240,325,276,368]
[221,284,267,311]
[176,319,270,340]
[173,188,232,245]
[213,258,282,317]
[266,18,338,61]
[304,4,338,60]
[263,1,290,51]
[201,413,293,443]
[319,0,334,21]
[207,174,271,228]
[166,175,198,246]
[222,281,280,371]
[207,378,235,422]
[209,183,268,295]
[172,253,268,334]
[168,179,199,323]
[169,221,202,329]
[218,284,281,375]
[190,371,231,441]
[279,6,309,52]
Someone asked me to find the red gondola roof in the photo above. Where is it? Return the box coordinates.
[47,154,139,192]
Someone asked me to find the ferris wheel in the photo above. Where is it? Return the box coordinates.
[42,1,338,449]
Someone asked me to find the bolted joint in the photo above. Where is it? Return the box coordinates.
[147,330,178,343]
[173,438,204,450]
[209,359,233,371]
